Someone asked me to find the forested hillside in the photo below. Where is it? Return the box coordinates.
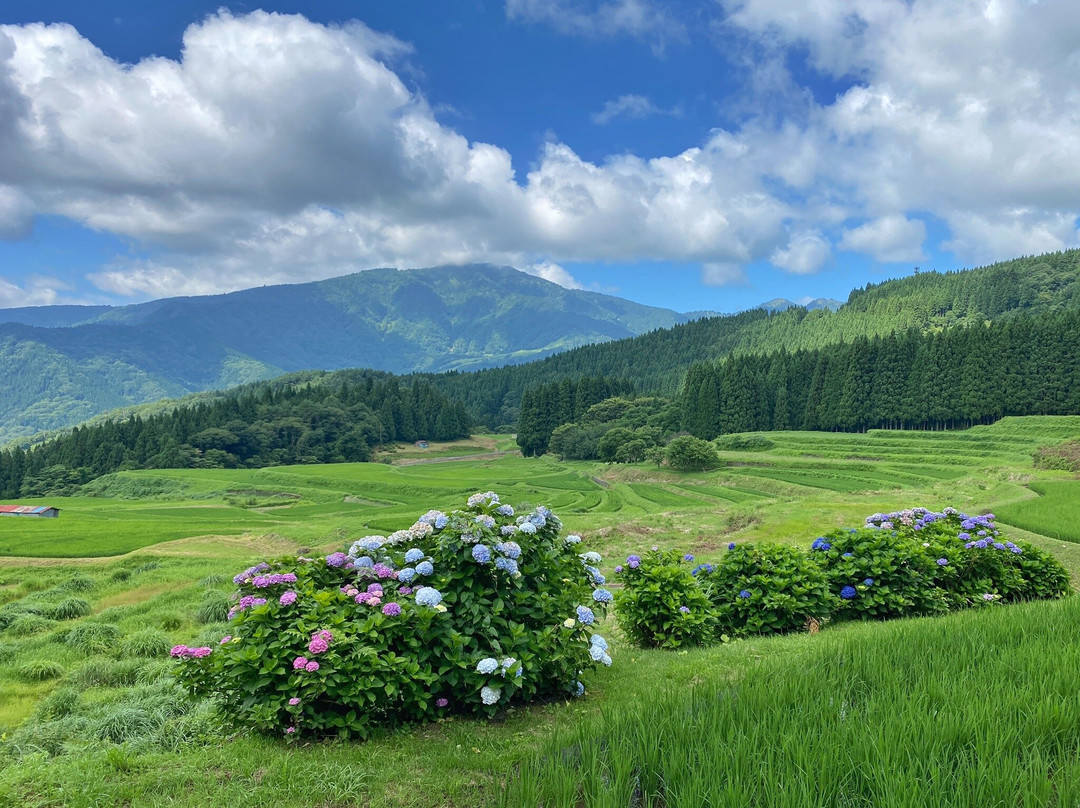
[0,371,468,499]
[0,265,688,444]
[426,249,1080,427]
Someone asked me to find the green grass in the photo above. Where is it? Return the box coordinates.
[504,597,1080,808]
[1,416,1079,806]
[996,481,1080,543]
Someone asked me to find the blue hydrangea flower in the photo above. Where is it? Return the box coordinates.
[626,554,641,569]
[692,563,714,576]
[581,551,602,564]
[974,539,989,549]
[936,558,949,566]
[519,522,537,535]
[590,644,606,662]
[477,658,499,675]
[590,634,608,651]
[500,525,518,536]
[434,515,449,530]
[683,553,694,562]
[811,538,832,551]
[496,504,515,517]
[397,567,416,583]
[416,561,434,576]
[576,605,595,625]
[840,586,857,600]
[1010,547,1023,554]
[472,544,492,564]
[496,541,521,560]
[863,578,874,586]
[404,548,425,564]
[475,515,496,529]
[481,686,501,705]
[727,542,736,550]
[738,590,751,599]
[573,681,585,697]
[842,553,853,559]
[957,532,971,541]
[592,588,613,604]
[679,606,690,613]
[585,566,605,585]
[415,587,443,607]
[494,557,519,575]
[565,534,582,544]
[501,657,516,672]
[355,556,375,568]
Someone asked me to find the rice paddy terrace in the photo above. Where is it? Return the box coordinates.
[1,416,1078,560]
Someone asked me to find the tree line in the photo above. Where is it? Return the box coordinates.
[0,371,469,498]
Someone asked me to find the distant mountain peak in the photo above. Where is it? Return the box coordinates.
[757,297,842,313]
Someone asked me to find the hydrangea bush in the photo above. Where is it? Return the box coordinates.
[695,543,834,637]
[615,506,1070,649]
[614,549,715,648]
[172,492,611,738]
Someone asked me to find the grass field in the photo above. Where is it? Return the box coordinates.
[1,417,1079,806]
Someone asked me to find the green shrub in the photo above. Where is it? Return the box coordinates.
[59,575,95,593]
[200,574,227,588]
[120,628,173,659]
[665,435,720,471]
[133,561,161,575]
[50,598,92,621]
[110,569,131,582]
[157,612,186,631]
[7,614,55,637]
[696,543,834,637]
[614,549,715,649]
[0,603,47,631]
[65,622,121,654]
[195,593,230,624]
[4,715,90,758]
[714,433,775,452]
[173,492,611,739]
[809,529,948,620]
[17,659,66,682]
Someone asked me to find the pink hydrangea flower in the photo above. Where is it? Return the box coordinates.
[286,726,296,734]
[436,698,449,708]
[279,591,297,606]
[382,602,402,616]
[219,636,232,645]
[293,656,309,670]
[305,660,320,672]
[308,636,329,654]
[288,697,301,706]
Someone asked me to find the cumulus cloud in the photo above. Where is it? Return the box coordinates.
[591,94,680,124]
[719,0,1080,263]
[0,275,68,307]
[505,0,687,54]
[0,11,795,299]
[3,3,1080,301]
[839,215,926,264]
[524,261,585,289]
[770,229,831,274]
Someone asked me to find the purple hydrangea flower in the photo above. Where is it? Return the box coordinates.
[382,602,402,616]
[626,555,641,569]
[738,590,751,599]
[936,558,949,566]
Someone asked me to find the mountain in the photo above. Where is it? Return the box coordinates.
[0,265,690,443]
[421,249,1080,427]
[758,297,842,312]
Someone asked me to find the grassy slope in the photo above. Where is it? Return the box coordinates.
[1,418,1079,806]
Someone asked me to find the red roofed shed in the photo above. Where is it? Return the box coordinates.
[0,505,60,518]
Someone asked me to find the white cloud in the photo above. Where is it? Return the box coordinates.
[505,0,687,54]
[702,262,749,287]
[0,11,796,299]
[0,275,66,307]
[719,0,1080,262]
[839,215,926,264]
[591,94,680,124]
[524,261,585,289]
[0,185,32,240]
[770,229,831,274]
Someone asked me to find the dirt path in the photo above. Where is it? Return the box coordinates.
[391,450,521,466]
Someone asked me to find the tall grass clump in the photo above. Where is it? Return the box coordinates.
[504,597,1080,807]
[65,623,121,655]
[6,614,54,637]
[50,598,92,621]
[120,628,173,659]
[17,660,66,682]
[195,592,230,625]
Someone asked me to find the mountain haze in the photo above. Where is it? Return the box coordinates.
[0,265,690,443]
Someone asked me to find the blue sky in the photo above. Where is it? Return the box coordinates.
[1,0,1077,313]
